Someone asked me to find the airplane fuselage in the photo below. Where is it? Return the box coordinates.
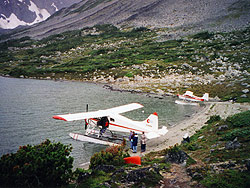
[89,113,157,135]
[178,94,204,102]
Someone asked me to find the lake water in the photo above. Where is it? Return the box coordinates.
[0,76,200,168]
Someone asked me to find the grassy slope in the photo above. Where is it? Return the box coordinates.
[179,111,250,187]
[0,25,250,186]
[0,24,249,101]
[70,110,250,187]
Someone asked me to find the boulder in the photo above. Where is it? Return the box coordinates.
[94,164,116,173]
[125,167,160,183]
[241,94,247,98]
[242,89,249,94]
[245,159,250,171]
[225,137,241,150]
[165,149,188,164]
[217,125,229,131]
[109,166,161,187]
[186,165,206,180]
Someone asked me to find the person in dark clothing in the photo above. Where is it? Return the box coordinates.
[132,133,138,153]
[98,116,109,137]
[129,131,134,149]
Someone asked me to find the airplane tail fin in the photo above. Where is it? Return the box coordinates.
[144,112,158,131]
[202,93,209,101]
[144,112,168,139]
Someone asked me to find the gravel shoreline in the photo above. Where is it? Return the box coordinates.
[130,102,250,157]
[80,101,250,169]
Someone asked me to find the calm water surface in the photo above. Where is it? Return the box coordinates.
[0,77,200,167]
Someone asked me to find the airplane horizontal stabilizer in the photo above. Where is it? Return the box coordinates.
[145,126,168,139]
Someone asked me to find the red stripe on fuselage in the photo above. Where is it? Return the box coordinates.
[180,95,204,101]
[90,118,145,133]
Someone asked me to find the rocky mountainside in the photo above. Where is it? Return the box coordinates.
[8,0,250,40]
[0,0,81,30]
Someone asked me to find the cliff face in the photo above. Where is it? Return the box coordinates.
[8,0,250,39]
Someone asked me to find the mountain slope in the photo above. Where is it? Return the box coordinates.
[9,0,250,40]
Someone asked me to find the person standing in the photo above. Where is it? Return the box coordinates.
[98,116,109,137]
[141,132,146,152]
[132,133,138,153]
[129,131,134,149]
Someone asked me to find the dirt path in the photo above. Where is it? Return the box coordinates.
[158,164,192,188]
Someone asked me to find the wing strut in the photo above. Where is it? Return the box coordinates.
[85,104,89,130]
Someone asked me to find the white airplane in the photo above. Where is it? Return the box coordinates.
[177,91,209,102]
[53,103,168,146]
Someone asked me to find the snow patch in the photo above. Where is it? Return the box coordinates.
[0,13,28,29]
[51,3,58,11]
[28,1,50,23]
[4,0,10,5]
[0,1,51,29]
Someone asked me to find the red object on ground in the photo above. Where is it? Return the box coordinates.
[124,156,141,165]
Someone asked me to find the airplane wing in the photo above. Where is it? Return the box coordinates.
[107,103,143,114]
[53,110,109,121]
[53,103,144,121]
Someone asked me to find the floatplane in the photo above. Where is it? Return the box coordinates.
[53,103,168,146]
[175,90,209,105]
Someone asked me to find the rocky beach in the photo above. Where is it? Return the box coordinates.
[78,99,250,170]
[143,101,250,155]
[78,99,250,187]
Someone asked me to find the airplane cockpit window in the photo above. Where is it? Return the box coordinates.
[110,118,115,122]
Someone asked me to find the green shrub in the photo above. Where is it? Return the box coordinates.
[0,139,73,187]
[9,67,27,77]
[89,140,129,169]
[131,27,149,32]
[201,170,250,188]
[226,110,250,128]
[221,127,250,141]
[186,156,197,166]
[186,143,200,151]
[193,31,214,40]
[206,115,221,124]
[133,169,162,187]
[125,72,134,78]
[95,24,119,33]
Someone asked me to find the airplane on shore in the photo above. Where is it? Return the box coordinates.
[53,103,168,146]
[177,90,209,102]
